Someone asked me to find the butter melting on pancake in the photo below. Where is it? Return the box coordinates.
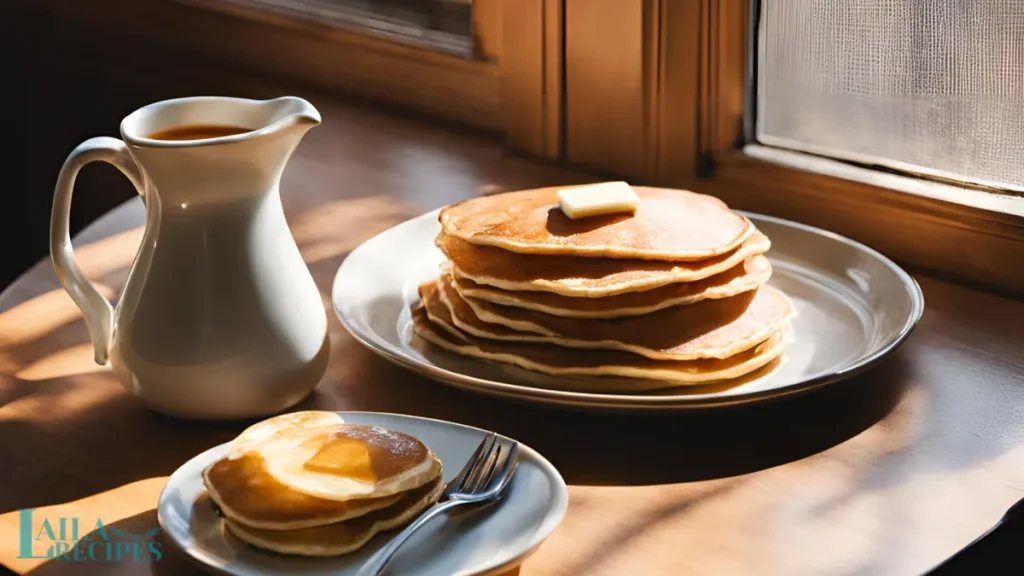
[435,271,791,361]
[454,256,772,318]
[440,186,751,260]
[225,475,445,557]
[258,424,442,502]
[415,283,786,388]
[203,412,441,530]
[227,410,345,459]
[438,229,771,297]
[203,452,405,531]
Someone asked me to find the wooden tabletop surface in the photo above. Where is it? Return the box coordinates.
[2,97,1023,576]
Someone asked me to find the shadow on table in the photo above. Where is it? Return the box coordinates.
[538,352,909,485]
[0,392,246,515]
[0,325,909,515]
[305,346,912,486]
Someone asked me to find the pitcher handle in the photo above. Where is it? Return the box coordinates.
[50,137,145,365]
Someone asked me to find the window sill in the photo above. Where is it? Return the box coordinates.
[744,144,1024,219]
[691,146,1024,295]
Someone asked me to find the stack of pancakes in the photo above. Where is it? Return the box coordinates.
[203,411,443,556]
[413,186,793,391]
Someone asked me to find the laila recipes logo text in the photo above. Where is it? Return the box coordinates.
[16,509,162,562]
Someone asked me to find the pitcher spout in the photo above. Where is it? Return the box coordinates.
[263,96,322,133]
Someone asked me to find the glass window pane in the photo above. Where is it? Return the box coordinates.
[757,0,1024,190]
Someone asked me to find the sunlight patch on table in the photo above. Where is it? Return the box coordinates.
[0,286,114,347]
[542,483,737,575]
[291,196,417,265]
[0,379,121,424]
[14,344,106,381]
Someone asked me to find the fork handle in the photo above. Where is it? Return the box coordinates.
[356,499,464,576]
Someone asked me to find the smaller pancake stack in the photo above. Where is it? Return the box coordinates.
[203,411,443,556]
[413,185,793,391]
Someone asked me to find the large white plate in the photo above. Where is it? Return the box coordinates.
[332,210,924,411]
[158,412,568,576]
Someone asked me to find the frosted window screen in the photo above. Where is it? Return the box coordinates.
[757,0,1024,190]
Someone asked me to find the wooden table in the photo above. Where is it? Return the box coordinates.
[2,98,1023,576]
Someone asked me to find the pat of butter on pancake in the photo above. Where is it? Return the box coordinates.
[304,436,376,483]
[557,182,639,219]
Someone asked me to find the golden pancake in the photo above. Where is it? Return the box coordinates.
[225,476,445,557]
[413,289,787,387]
[437,230,771,297]
[203,452,406,530]
[434,273,791,361]
[207,411,410,530]
[453,256,772,318]
[256,424,442,502]
[440,186,751,260]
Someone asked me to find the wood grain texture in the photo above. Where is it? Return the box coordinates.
[705,0,747,155]
[657,0,702,183]
[1,97,1023,576]
[473,0,501,61]
[565,0,649,178]
[499,0,546,155]
[542,0,565,161]
[498,0,563,159]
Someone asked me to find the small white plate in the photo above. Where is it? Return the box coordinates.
[332,209,924,411]
[158,412,568,576]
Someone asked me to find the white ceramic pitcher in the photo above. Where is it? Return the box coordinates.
[50,96,330,420]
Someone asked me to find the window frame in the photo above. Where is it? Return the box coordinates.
[564,0,1024,293]
[34,0,562,159]
[698,0,1024,294]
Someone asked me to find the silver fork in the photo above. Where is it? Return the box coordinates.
[356,432,519,576]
